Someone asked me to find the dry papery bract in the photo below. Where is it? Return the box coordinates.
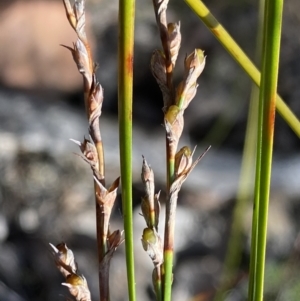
[50,243,91,301]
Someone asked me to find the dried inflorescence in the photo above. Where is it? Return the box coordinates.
[141,157,160,230]
[140,157,164,298]
[150,0,207,172]
[70,137,99,172]
[147,0,210,298]
[93,176,121,247]
[51,1,122,301]
[50,243,92,301]
[168,145,211,217]
[63,274,91,301]
[141,227,163,267]
[150,0,209,204]
[177,49,206,109]
[62,0,104,174]
[140,158,162,258]
[151,50,170,110]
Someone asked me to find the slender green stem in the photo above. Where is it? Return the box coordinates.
[118,1,136,301]
[247,1,265,298]
[166,150,175,190]
[249,1,283,300]
[183,0,300,138]
[164,189,178,301]
[163,250,173,301]
[164,138,175,301]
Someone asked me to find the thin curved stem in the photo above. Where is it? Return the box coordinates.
[183,0,300,138]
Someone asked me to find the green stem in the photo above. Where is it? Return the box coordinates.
[183,0,300,138]
[249,0,283,300]
[163,191,177,301]
[163,250,173,301]
[118,1,136,301]
[247,0,265,298]
[154,266,163,301]
[164,147,175,301]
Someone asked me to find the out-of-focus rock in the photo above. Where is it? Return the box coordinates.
[0,0,95,92]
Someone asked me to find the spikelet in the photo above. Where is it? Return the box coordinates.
[50,243,92,301]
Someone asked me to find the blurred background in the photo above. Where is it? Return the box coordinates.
[0,0,300,300]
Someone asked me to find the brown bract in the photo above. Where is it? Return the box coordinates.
[62,40,93,90]
[174,146,193,178]
[141,227,164,267]
[168,22,181,67]
[50,242,92,301]
[141,157,161,229]
[164,106,184,158]
[175,49,206,110]
[49,243,77,278]
[63,0,89,51]
[94,176,120,241]
[88,76,103,122]
[151,50,171,110]
[70,137,99,174]
[63,273,91,301]
[141,157,155,206]
[172,145,211,191]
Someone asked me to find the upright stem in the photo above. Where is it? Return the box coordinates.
[99,257,110,301]
[92,117,107,280]
[166,143,175,191]
[163,140,175,301]
[163,191,176,301]
[95,141,105,181]
[248,0,283,300]
[154,266,163,301]
[118,1,136,301]
[151,2,177,299]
